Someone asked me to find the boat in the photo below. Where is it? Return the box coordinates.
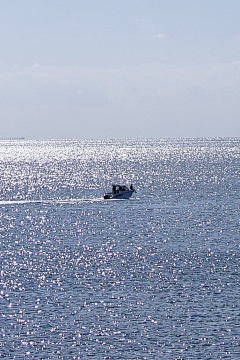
[104,184,136,200]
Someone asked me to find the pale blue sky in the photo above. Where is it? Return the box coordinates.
[1,0,240,139]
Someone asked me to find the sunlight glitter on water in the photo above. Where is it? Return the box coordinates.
[0,138,240,358]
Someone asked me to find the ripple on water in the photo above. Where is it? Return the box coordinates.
[0,138,240,359]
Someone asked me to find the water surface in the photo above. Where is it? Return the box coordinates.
[0,138,240,359]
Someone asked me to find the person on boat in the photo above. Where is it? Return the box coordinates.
[130,184,134,190]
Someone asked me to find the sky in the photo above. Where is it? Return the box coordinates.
[1,0,240,139]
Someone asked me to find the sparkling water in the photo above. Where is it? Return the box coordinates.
[0,138,239,359]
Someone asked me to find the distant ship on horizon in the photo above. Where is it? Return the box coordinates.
[0,137,25,140]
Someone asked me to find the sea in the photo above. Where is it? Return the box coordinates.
[0,138,239,359]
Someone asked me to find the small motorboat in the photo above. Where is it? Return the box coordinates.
[104,184,136,200]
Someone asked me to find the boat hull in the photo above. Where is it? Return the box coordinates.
[104,190,134,200]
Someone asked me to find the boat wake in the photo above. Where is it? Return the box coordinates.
[0,198,105,206]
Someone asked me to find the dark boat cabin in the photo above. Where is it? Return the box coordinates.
[112,184,129,194]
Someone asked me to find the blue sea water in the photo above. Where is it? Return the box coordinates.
[0,138,240,359]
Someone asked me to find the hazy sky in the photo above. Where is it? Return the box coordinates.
[1,0,240,139]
